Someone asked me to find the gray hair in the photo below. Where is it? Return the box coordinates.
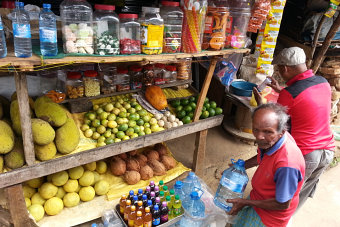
[252,103,289,133]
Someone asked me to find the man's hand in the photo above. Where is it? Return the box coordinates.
[252,87,262,106]
[227,198,248,215]
[267,77,282,93]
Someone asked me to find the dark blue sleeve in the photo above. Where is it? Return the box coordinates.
[274,167,303,203]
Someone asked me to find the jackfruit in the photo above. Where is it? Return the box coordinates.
[34,96,52,109]
[4,138,25,169]
[11,92,34,110]
[31,118,55,146]
[10,100,33,136]
[34,96,67,127]
[35,142,57,161]
[0,156,3,173]
[0,95,10,119]
[0,120,15,154]
[55,118,80,154]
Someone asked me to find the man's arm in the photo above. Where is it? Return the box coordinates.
[245,155,258,169]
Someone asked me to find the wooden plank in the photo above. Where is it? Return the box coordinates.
[14,71,35,166]
[5,184,37,227]
[193,57,219,122]
[0,207,12,227]
[0,115,223,188]
[319,67,340,75]
[192,129,208,177]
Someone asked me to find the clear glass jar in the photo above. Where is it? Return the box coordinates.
[154,63,166,85]
[60,0,94,54]
[140,7,164,55]
[129,65,143,90]
[100,69,117,94]
[84,70,100,97]
[164,65,177,83]
[39,69,57,94]
[143,64,154,86]
[176,58,192,80]
[66,71,84,98]
[119,14,141,54]
[93,4,120,55]
[116,68,130,91]
[160,1,183,53]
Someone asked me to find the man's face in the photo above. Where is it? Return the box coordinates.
[252,109,284,150]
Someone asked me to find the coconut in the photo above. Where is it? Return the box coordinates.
[124,171,141,185]
[110,157,126,176]
[136,154,148,167]
[126,157,140,172]
[140,165,154,180]
[128,150,138,156]
[118,153,128,160]
[154,143,168,156]
[145,150,160,161]
[148,159,166,176]
[161,155,177,170]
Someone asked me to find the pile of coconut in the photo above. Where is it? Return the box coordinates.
[110,143,177,185]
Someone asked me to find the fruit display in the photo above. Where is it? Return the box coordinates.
[145,85,168,111]
[170,96,223,124]
[81,94,165,147]
[24,160,109,222]
[154,111,183,129]
[110,143,177,185]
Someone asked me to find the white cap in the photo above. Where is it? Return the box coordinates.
[272,47,306,66]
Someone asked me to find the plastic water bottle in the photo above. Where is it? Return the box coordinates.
[12,2,32,58]
[39,3,58,56]
[182,172,201,200]
[0,16,7,58]
[180,191,205,227]
[214,159,249,212]
[173,180,185,199]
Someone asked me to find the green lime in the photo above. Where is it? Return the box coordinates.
[170,100,181,108]
[180,99,189,106]
[133,126,141,133]
[100,112,108,120]
[202,106,206,112]
[184,105,193,113]
[138,131,145,136]
[91,119,101,127]
[116,131,125,139]
[136,119,144,126]
[137,109,148,117]
[112,128,118,134]
[96,108,104,115]
[119,111,127,118]
[131,133,139,139]
[118,124,128,132]
[190,102,197,109]
[101,119,108,127]
[98,136,106,143]
[175,106,183,113]
[204,97,209,104]
[104,130,112,138]
[135,104,142,111]
[124,103,131,109]
[128,120,137,128]
[144,122,151,128]
[210,101,217,109]
[129,113,137,121]
[189,96,196,102]
[107,113,116,121]
[215,107,223,115]
[84,119,91,126]
[116,117,124,125]
[145,128,152,134]
[122,135,130,141]
[177,110,186,119]
[182,116,191,124]
[105,138,114,145]
[188,112,194,119]
[142,115,151,122]
[208,108,216,117]
[127,108,136,114]
[201,111,209,119]
[126,128,135,136]
[204,102,210,109]
[92,132,100,140]
[97,125,106,134]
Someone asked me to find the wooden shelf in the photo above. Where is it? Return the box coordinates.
[0,115,223,189]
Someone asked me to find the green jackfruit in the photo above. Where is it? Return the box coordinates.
[0,120,14,154]
[11,92,35,110]
[35,142,57,161]
[31,118,55,145]
[0,95,10,119]
[4,138,25,169]
[0,156,4,173]
[34,96,67,127]
[34,96,52,110]
[10,100,33,136]
[55,118,80,154]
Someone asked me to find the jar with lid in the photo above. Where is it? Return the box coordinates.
[129,65,143,90]
[176,58,192,80]
[154,63,166,85]
[119,14,141,54]
[66,71,84,99]
[84,70,100,97]
[39,69,58,94]
[143,64,154,86]
[164,65,177,83]
[116,67,131,91]
[93,4,120,55]
[160,1,183,53]
[140,7,164,55]
[60,0,94,54]
[100,70,117,94]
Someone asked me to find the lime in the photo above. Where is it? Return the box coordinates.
[104,130,112,138]
[142,115,151,122]
[116,117,125,125]
[97,125,106,134]
[94,180,110,196]
[144,122,151,128]
[177,110,186,119]
[112,128,119,134]
[129,113,137,121]
[151,124,160,132]
[130,101,138,107]
[182,116,191,124]
[188,112,194,119]
[79,171,94,187]
[105,137,114,145]
[215,107,223,115]
[116,131,125,139]
[115,102,122,108]
[135,104,142,111]
[63,179,78,193]
[138,131,145,136]
[107,113,116,121]
[118,124,128,131]
[84,162,96,171]
[201,110,209,119]
[96,161,107,174]
[128,120,137,128]
[122,135,130,141]
[91,119,101,127]
[119,111,127,118]
[31,192,46,205]
[184,105,193,112]
[150,118,158,125]
[180,99,189,106]
[96,108,104,115]
[88,113,96,121]
[100,112,108,120]
[145,128,152,134]
[170,100,181,107]
[39,183,58,199]
[114,138,121,142]
[189,96,196,102]
[44,197,64,216]
[176,106,183,112]
[127,108,136,114]
[104,103,114,112]
[51,171,69,186]
[108,120,118,129]
[131,133,139,138]
[124,103,131,109]
[92,132,100,140]
[208,108,216,117]
[84,119,91,125]
[27,177,44,188]
[101,119,108,127]
[204,102,210,109]
[136,119,144,126]
[190,102,197,109]
[204,97,209,104]
[210,101,217,109]
[113,108,120,115]
[81,124,90,132]
[126,128,135,136]
[133,126,141,133]
[137,109,148,117]
[202,106,206,112]
[97,136,105,143]
[68,166,84,180]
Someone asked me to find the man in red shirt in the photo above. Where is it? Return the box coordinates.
[255,47,335,209]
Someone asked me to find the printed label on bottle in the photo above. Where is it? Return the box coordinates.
[120,206,124,214]
[152,217,160,225]
[13,23,31,38]
[220,177,243,193]
[204,16,214,33]
[143,221,152,227]
[124,213,128,221]
[174,208,181,216]
[141,24,164,54]
[128,219,134,226]
[135,225,143,227]
[160,214,168,222]
[168,209,172,216]
[39,28,57,43]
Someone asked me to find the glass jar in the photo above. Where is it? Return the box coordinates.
[176,58,191,80]
[100,69,117,94]
[160,1,183,53]
[93,4,120,55]
[116,68,131,91]
[143,64,154,86]
[154,63,166,85]
[164,65,177,83]
[202,7,229,50]
[60,0,94,54]
[181,0,208,53]
[140,7,164,55]
[119,14,141,54]
[66,71,84,98]
[129,65,143,90]
[39,69,57,94]
[84,70,100,97]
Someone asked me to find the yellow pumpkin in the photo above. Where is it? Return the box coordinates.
[145,86,168,110]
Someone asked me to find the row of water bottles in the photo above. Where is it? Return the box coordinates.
[0,2,58,58]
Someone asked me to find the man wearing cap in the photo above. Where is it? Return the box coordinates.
[254,47,335,209]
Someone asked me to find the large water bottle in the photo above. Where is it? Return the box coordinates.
[0,16,7,58]
[173,180,185,199]
[182,172,201,200]
[39,3,58,56]
[12,2,32,58]
[214,159,249,212]
[179,191,205,227]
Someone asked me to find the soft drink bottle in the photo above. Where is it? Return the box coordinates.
[214,159,249,212]
[134,211,143,227]
[137,189,143,200]
[128,205,137,227]
[162,185,170,197]
[0,16,7,58]
[154,186,160,197]
[159,180,164,191]
[180,191,205,227]
[132,195,139,206]
[128,190,135,201]
[146,200,153,211]
[152,204,161,226]
[39,3,58,56]
[136,201,144,215]
[149,181,155,191]
[182,172,201,200]
[174,180,185,199]
[160,201,169,224]
[145,186,151,199]
[144,207,152,227]
[120,194,127,215]
[154,197,161,208]
[159,191,165,202]
[150,191,156,204]
[165,195,173,218]
[124,200,132,222]
[169,189,175,203]
[142,194,148,207]
[12,2,32,58]
[173,195,183,217]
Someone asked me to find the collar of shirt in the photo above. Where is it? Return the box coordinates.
[259,133,287,160]
[286,69,314,86]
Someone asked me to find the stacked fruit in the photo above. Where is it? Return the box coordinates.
[170,96,223,124]
[81,94,165,147]
[24,161,109,222]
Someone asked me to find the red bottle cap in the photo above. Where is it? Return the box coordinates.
[67,71,81,79]
[154,63,165,69]
[130,65,143,72]
[161,1,180,7]
[144,64,153,70]
[119,14,138,19]
[117,67,129,74]
[84,70,98,78]
[165,65,177,71]
[95,4,115,11]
